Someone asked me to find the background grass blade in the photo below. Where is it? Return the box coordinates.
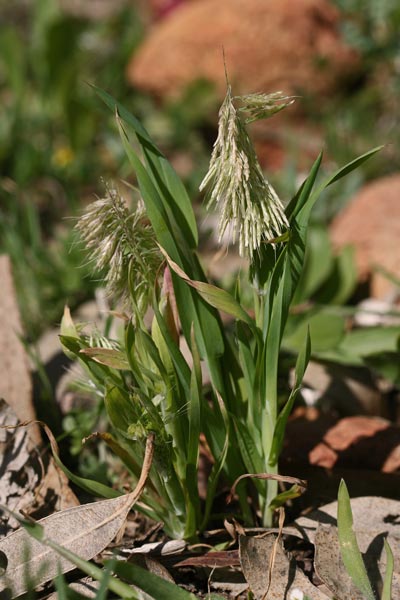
[381,539,394,600]
[337,480,375,600]
[112,561,198,600]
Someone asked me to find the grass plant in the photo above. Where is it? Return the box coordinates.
[60,85,381,538]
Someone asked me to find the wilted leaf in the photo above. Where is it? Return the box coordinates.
[293,496,400,549]
[239,534,330,600]
[0,400,78,537]
[0,399,41,536]
[314,524,366,599]
[227,472,307,505]
[0,256,40,445]
[79,347,130,370]
[292,496,400,599]
[0,434,154,597]
[160,246,254,327]
[175,550,240,568]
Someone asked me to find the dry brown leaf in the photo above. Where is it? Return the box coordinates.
[292,497,400,599]
[175,550,240,569]
[227,472,307,504]
[0,256,40,445]
[239,534,330,600]
[0,433,154,597]
[293,496,400,547]
[45,576,100,599]
[314,524,365,600]
[0,400,79,537]
[0,399,42,536]
[144,555,176,582]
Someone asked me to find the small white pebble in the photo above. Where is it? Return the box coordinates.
[289,589,304,600]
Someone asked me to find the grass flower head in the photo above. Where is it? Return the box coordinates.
[200,86,289,259]
[237,91,296,123]
[76,185,162,315]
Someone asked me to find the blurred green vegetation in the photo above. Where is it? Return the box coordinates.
[0,0,142,339]
[0,0,399,343]
[0,1,219,340]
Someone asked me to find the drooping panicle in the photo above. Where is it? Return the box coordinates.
[200,86,289,258]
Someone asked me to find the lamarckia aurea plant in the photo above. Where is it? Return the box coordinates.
[60,84,382,539]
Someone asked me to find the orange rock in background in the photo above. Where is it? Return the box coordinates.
[330,174,400,298]
[308,416,400,473]
[284,410,400,473]
[127,0,360,101]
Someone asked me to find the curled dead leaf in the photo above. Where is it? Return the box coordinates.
[0,433,154,597]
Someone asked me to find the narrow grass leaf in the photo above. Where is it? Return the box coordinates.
[104,385,138,440]
[161,246,254,327]
[236,322,257,407]
[292,224,333,304]
[116,112,225,362]
[233,418,264,474]
[381,539,394,600]
[59,335,122,386]
[184,327,202,538]
[60,306,79,359]
[324,146,384,188]
[268,484,306,510]
[40,420,121,499]
[84,432,142,481]
[112,561,197,599]
[200,392,230,531]
[95,557,116,600]
[153,302,191,397]
[135,326,168,381]
[93,85,198,248]
[269,328,310,466]
[115,113,179,261]
[54,572,88,600]
[41,535,138,599]
[263,255,292,417]
[337,480,375,600]
[286,152,323,221]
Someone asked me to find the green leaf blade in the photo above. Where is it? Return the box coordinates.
[382,539,394,600]
[269,328,311,466]
[337,480,375,600]
[113,561,197,599]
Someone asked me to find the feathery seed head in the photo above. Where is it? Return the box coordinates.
[237,91,296,123]
[76,185,162,315]
[200,86,289,259]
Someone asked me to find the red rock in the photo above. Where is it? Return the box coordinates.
[308,416,400,472]
[127,0,359,101]
[150,0,188,20]
[330,174,400,298]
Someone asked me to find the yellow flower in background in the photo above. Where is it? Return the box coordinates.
[53,145,74,168]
